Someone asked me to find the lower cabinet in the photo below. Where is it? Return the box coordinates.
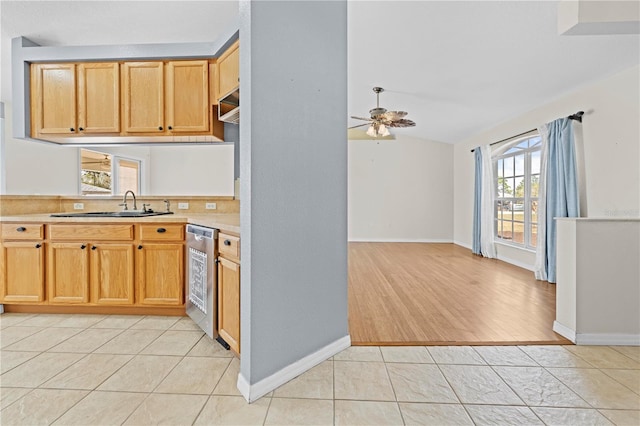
[48,242,135,305]
[1,241,46,303]
[91,243,135,305]
[136,243,184,305]
[217,231,240,354]
[218,257,240,354]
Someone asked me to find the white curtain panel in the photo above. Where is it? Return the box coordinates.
[534,123,549,281]
[480,144,496,258]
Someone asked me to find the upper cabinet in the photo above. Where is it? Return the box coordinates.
[217,40,239,99]
[121,62,165,133]
[31,63,120,137]
[78,63,120,133]
[30,63,77,135]
[165,60,210,133]
[30,58,225,142]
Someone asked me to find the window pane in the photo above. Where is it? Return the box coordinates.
[504,156,514,177]
[529,136,541,147]
[515,154,525,176]
[497,158,504,177]
[531,150,541,174]
[513,221,524,244]
[117,159,139,195]
[505,177,515,196]
[517,139,529,149]
[80,149,112,195]
[514,176,525,198]
[531,224,538,247]
[530,174,539,197]
[531,200,538,224]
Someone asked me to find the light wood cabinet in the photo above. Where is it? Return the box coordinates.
[136,224,184,306]
[48,224,135,306]
[31,63,77,135]
[166,60,210,132]
[1,223,46,303]
[217,40,239,99]
[31,63,120,137]
[122,62,165,133]
[0,241,45,303]
[47,242,90,304]
[217,231,240,354]
[77,63,120,133]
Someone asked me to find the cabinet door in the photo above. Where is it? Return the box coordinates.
[77,63,120,133]
[217,40,239,98]
[0,242,45,303]
[31,63,76,135]
[48,242,90,304]
[122,62,164,133]
[91,243,135,305]
[136,243,184,305]
[165,60,209,132]
[218,257,240,354]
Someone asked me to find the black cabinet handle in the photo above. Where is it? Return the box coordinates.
[35,244,42,249]
[224,240,231,246]
[156,228,166,233]
[91,246,97,250]
[80,244,87,249]
[16,227,26,232]
[158,126,163,131]
[138,245,143,250]
[168,126,173,130]
[70,128,75,132]
[79,127,84,131]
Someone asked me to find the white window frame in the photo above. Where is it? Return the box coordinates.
[493,135,541,251]
[79,149,144,196]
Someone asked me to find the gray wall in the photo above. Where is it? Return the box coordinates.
[240,0,349,383]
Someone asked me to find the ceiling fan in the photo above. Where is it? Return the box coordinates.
[82,154,111,165]
[349,87,416,137]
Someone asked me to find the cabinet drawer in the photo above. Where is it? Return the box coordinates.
[138,224,184,241]
[218,233,240,261]
[49,224,134,241]
[1,224,44,240]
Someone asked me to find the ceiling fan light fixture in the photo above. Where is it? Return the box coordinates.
[366,123,378,137]
[378,124,390,137]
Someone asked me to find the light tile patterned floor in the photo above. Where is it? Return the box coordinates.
[1,313,639,425]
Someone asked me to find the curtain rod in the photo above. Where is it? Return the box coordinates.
[470,111,584,153]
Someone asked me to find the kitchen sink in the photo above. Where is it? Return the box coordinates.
[50,211,174,218]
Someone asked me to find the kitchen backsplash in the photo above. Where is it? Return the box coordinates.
[0,195,239,216]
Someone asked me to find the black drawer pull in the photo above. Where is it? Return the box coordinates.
[156,228,166,233]
[35,244,42,249]
[224,240,231,246]
[16,227,26,232]
[80,244,87,249]
[158,126,163,131]
[138,245,143,250]
[91,246,97,250]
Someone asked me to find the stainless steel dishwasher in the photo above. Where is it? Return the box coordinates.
[186,224,218,339]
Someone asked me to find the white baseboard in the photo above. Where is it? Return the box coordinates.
[496,254,535,272]
[576,333,640,346]
[453,240,472,250]
[237,334,351,403]
[553,321,576,343]
[348,238,453,243]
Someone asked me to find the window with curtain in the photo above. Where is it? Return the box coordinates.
[494,135,541,249]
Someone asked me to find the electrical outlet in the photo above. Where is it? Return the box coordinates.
[73,203,84,210]
[178,202,189,210]
[205,202,217,210]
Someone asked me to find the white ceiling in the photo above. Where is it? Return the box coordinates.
[1,1,638,144]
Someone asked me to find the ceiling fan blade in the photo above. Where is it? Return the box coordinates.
[350,116,374,122]
[381,111,408,121]
[348,123,370,129]
[387,119,416,128]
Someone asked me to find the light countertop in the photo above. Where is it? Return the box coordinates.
[0,213,240,235]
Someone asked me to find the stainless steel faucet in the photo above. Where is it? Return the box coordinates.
[119,190,138,211]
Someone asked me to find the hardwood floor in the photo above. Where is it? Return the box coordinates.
[348,242,570,346]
